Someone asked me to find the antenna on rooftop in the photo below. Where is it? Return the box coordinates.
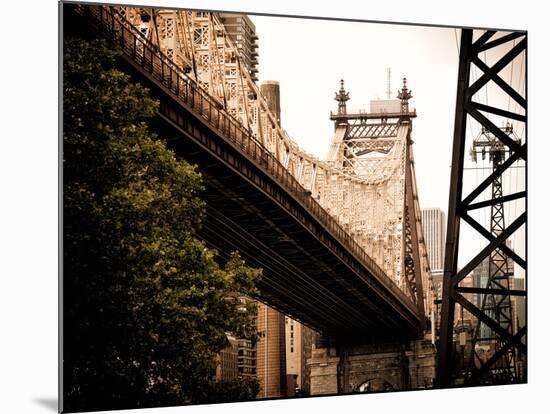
[386,67,392,99]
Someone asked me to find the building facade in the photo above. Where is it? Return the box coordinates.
[285,316,301,392]
[512,277,526,379]
[256,303,287,398]
[219,13,259,82]
[456,274,475,325]
[431,270,444,301]
[471,257,492,341]
[420,208,446,274]
[285,317,318,395]
[260,81,281,125]
[215,334,239,382]
[512,277,526,337]
[237,338,256,379]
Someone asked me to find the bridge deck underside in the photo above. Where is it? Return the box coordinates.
[65,4,420,343]
[164,128,419,342]
[150,101,420,341]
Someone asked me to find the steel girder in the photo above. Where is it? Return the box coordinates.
[437,29,526,387]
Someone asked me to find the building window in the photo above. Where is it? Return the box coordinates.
[291,347,294,353]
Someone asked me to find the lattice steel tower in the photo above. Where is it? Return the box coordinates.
[437,29,526,388]
[468,123,520,383]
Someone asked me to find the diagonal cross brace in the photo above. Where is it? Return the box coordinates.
[461,212,526,269]
[453,294,526,355]
[454,212,526,285]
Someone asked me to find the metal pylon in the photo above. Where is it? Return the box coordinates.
[466,125,519,384]
[437,29,527,388]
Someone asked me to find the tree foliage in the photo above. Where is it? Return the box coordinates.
[196,378,261,404]
[63,37,261,411]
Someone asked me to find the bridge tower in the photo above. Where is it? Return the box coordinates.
[307,79,438,395]
[327,78,432,328]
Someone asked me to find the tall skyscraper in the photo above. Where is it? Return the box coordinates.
[421,208,446,271]
[256,303,287,398]
[421,208,446,298]
[219,13,259,82]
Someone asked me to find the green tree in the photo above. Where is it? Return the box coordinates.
[63,37,261,411]
[197,377,261,404]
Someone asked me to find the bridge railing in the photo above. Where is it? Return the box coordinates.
[72,4,417,314]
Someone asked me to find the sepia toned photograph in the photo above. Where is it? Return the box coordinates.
[60,1,526,412]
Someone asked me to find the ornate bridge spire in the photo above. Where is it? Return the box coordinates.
[335,79,350,115]
[397,77,413,114]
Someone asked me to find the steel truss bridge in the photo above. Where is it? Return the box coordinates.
[66,3,438,344]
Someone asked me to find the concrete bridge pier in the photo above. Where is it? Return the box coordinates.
[308,336,437,395]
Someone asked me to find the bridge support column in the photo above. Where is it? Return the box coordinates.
[308,347,340,395]
[405,338,437,389]
[308,336,436,395]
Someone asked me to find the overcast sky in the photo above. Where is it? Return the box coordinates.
[250,15,525,272]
